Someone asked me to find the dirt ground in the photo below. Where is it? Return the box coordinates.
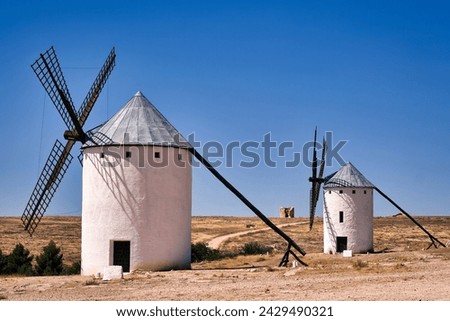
[0,215,449,301]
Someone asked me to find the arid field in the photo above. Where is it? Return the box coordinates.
[0,215,449,301]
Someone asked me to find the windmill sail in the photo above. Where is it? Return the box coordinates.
[22,46,115,236]
[312,138,326,210]
[308,128,326,230]
[22,140,74,236]
[77,48,116,127]
[31,47,77,131]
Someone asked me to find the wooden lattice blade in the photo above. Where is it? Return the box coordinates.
[21,139,75,236]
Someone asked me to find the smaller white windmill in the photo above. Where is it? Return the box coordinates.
[308,128,446,254]
[322,163,375,254]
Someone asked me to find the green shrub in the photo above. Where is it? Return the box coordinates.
[241,242,272,255]
[0,250,7,274]
[5,243,34,275]
[63,261,81,275]
[191,242,222,262]
[35,241,64,276]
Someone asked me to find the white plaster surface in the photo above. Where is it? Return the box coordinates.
[323,187,373,254]
[81,145,192,276]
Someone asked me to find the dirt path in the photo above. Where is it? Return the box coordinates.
[207,222,307,249]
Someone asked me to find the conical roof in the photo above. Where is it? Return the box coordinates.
[324,162,375,188]
[85,91,190,148]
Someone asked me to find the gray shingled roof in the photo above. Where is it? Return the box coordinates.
[84,91,190,148]
[324,162,375,188]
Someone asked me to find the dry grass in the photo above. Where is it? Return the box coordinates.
[0,216,81,265]
[83,279,99,286]
[212,216,449,255]
[0,215,449,301]
[0,215,448,268]
[192,216,271,244]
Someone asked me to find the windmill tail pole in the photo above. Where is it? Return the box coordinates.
[374,187,446,248]
[190,148,307,257]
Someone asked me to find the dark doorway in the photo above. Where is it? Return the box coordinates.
[336,237,347,253]
[113,241,130,272]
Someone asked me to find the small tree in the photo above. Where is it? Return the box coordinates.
[63,261,81,275]
[35,241,64,276]
[5,243,34,275]
[0,250,7,274]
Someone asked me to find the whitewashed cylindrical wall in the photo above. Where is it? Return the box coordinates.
[81,145,192,276]
[323,187,373,254]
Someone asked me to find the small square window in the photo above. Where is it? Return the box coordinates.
[364,190,367,194]
[125,151,132,158]
[155,151,161,159]
[339,190,343,194]
[100,152,105,158]
[352,190,356,194]
[329,190,331,194]
[178,154,182,161]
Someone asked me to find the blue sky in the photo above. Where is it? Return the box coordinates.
[0,1,449,217]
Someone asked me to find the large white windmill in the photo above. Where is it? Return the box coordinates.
[23,47,310,275]
[81,91,192,274]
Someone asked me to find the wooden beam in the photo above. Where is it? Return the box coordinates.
[190,148,308,260]
[375,187,446,248]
